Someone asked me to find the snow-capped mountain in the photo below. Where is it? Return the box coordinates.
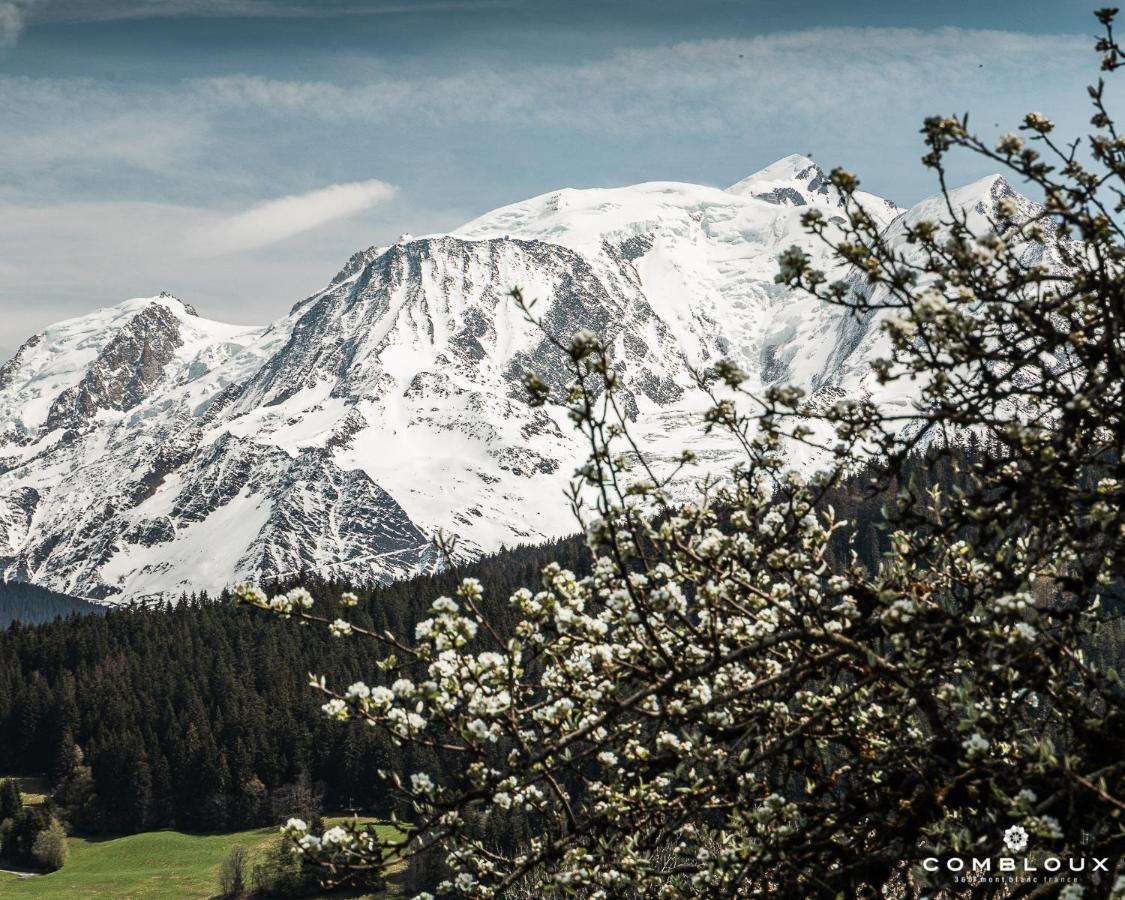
[0,157,1034,602]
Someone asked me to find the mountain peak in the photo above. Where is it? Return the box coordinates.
[0,165,1036,603]
[899,174,1017,232]
[727,154,837,208]
[737,153,824,184]
[95,293,198,320]
[155,291,198,317]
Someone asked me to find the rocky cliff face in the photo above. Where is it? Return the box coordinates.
[46,302,187,431]
[0,157,1048,603]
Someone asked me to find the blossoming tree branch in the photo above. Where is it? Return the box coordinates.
[233,9,1125,898]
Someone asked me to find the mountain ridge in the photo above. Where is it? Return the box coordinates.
[0,158,1031,603]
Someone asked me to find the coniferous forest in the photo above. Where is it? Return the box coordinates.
[7,446,1120,845]
[0,581,103,628]
[0,537,591,837]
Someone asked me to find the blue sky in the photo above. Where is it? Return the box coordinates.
[0,0,1114,354]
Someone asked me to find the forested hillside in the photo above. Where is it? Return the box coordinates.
[0,537,590,837]
[0,581,103,628]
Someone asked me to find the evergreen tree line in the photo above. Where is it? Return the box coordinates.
[0,581,103,628]
[0,538,590,837]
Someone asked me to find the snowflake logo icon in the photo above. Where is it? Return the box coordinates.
[1003,825,1029,853]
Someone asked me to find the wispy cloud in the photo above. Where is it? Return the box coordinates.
[191,27,1094,136]
[19,0,511,26]
[0,0,36,47]
[186,179,396,256]
[0,27,1097,189]
[0,0,512,47]
[0,190,470,358]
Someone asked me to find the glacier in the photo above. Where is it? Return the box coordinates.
[0,156,1039,602]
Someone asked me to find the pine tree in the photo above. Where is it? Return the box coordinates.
[0,778,22,821]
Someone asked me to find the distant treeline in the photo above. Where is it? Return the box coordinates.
[0,580,103,628]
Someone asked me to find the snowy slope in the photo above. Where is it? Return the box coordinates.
[0,157,1042,603]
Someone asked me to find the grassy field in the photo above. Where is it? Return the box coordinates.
[0,817,404,899]
[0,825,277,898]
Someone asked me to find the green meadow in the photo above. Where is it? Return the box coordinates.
[0,815,403,899]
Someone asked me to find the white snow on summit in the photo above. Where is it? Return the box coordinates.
[0,159,1042,603]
